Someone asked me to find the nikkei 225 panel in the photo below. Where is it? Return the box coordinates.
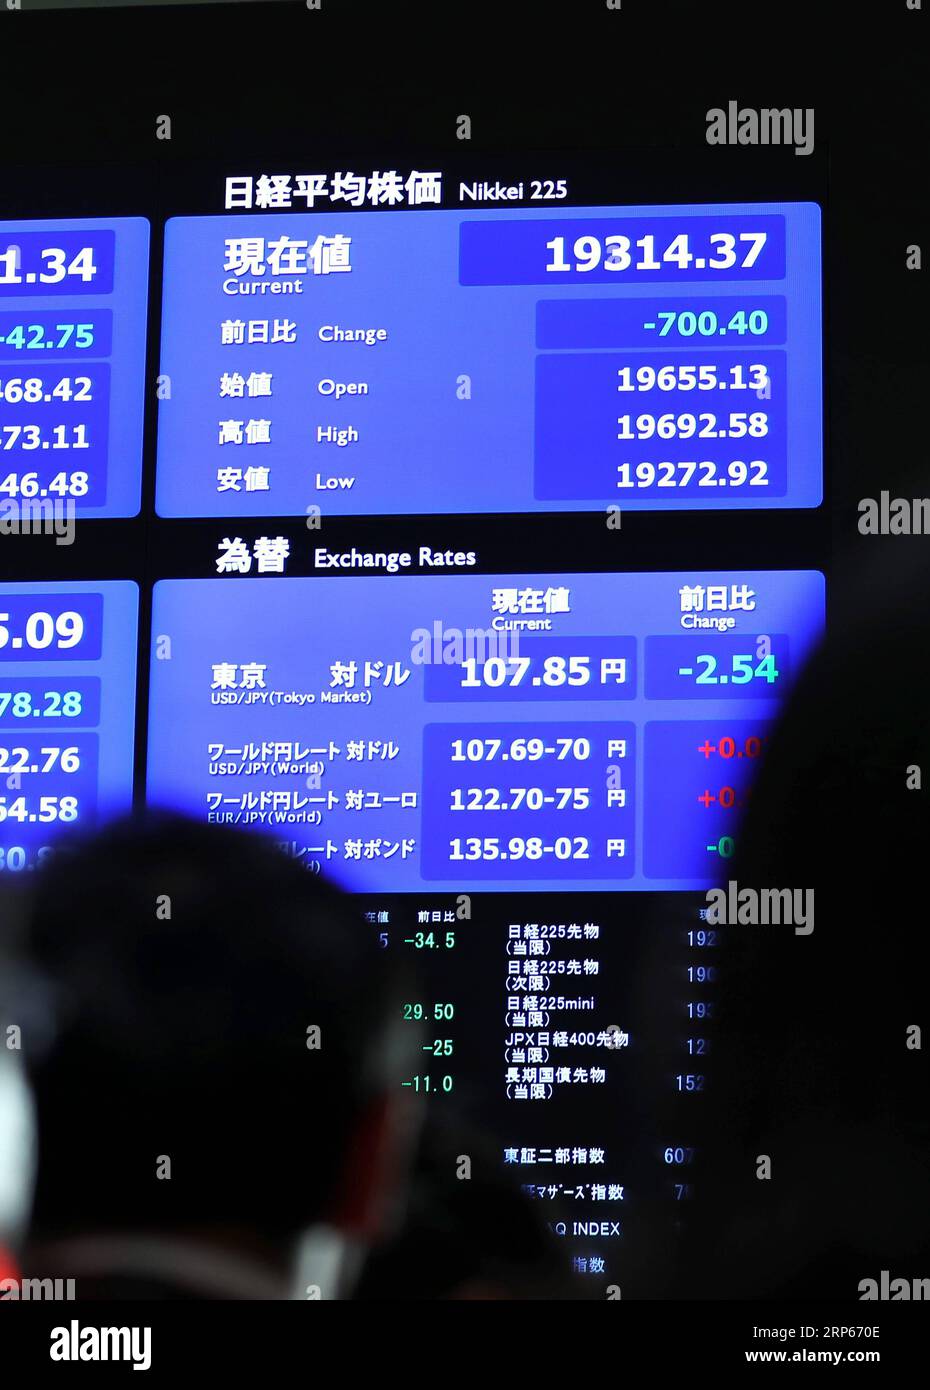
[154,201,821,518]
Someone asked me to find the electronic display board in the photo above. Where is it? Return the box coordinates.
[0,147,830,1304]
[155,201,821,517]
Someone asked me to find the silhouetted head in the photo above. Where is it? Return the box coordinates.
[3,814,418,1297]
[678,565,930,1297]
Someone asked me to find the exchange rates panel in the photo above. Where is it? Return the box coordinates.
[0,581,139,872]
[0,219,150,518]
[145,569,824,890]
[155,202,821,517]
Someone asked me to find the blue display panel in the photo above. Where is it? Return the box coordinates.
[0,581,139,872]
[155,202,821,517]
[0,219,149,517]
[146,570,824,890]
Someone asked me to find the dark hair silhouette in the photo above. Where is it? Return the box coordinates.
[8,814,411,1247]
[677,563,930,1297]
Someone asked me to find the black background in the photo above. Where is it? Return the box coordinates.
[0,0,926,1351]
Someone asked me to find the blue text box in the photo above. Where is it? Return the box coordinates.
[423,637,637,702]
[0,230,115,296]
[536,295,786,350]
[460,215,785,285]
[535,351,786,501]
[645,634,790,699]
[0,310,112,361]
[0,593,103,661]
[421,720,635,880]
